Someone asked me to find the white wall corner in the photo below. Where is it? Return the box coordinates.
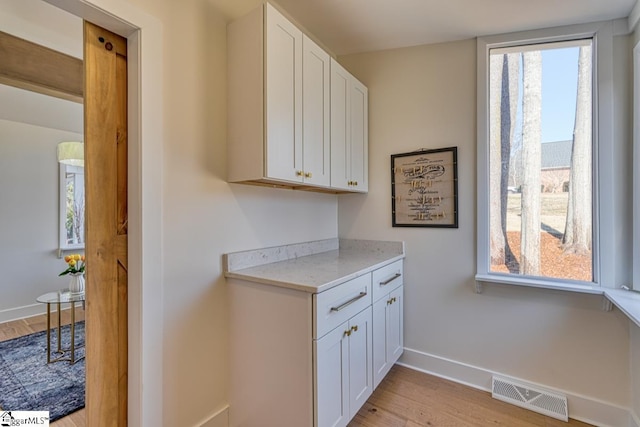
[197,406,229,427]
[399,347,633,427]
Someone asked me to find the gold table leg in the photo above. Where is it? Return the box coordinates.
[46,303,51,363]
[70,301,76,364]
[56,301,61,353]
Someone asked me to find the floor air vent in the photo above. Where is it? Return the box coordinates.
[491,376,568,421]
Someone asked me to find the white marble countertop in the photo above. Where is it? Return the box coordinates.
[223,238,405,293]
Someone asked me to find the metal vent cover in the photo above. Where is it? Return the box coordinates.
[492,376,568,421]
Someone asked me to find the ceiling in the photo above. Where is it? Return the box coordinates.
[212,0,637,55]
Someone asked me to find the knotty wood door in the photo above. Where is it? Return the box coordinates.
[84,21,128,426]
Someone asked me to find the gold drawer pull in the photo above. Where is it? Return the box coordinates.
[305,172,312,178]
[351,325,358,333]
[330,292,367,312]
[380,273,401,286]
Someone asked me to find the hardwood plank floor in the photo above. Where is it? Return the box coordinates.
[349,365,593,427]
[0,310,85,426]
[0,314,595,427]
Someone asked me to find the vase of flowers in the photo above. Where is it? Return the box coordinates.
[60,254,85,294]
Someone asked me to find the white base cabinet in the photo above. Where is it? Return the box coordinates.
[315,306,373,427]
[373,285,404,388]
[229,260,403,427]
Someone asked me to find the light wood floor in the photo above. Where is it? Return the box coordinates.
[2,314,592,427]
[0,310,86,426]
[349,365,593,427]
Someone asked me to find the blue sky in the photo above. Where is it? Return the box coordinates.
[541,47,580,143]
[509,46,581,145]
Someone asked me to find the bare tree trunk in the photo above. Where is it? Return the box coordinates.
[520,51,542,275]
[489,54,505,265]
[563,45,592,255]
[489,53,520,267]
[502,54,520,271]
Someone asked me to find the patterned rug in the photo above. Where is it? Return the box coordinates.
[0,322,85,422]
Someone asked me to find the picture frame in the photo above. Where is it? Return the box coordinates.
[391,147,458,228]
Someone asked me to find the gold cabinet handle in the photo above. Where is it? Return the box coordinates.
[296,171,304,177]
[354,181,358,186]
[351,325,358,333]
[344,329,352,337]
[305,172,312,178]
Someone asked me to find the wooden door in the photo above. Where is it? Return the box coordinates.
[302,34,330,186]
[84,21,128,426]
[265,3,303,182]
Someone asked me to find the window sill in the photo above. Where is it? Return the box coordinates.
[475,274,640,328]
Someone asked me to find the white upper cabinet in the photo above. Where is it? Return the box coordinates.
[302,35,331,187]
[227,3,331,190]
[265,3,303,182]
[228,3,365,193]
[330,59,368,192]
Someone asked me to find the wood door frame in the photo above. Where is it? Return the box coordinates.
[43,1,164,425]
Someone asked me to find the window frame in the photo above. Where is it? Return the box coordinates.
[59,162,85,251]
[634,38,640,290]
[476,21,616,292]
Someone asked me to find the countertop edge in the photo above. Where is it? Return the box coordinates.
[224,253,405,293]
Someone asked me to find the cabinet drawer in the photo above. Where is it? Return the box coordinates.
[371,260,403,303]
[314,274,371,339]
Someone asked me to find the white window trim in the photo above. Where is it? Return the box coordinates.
[476,21,616,293]
[634,38,640,290]
[58,163,85,253]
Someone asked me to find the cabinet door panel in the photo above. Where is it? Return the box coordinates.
[303,35,330,186]
[330,59,350,190]
[372,297,388,389]
[348,307,373,419]
[387,286,404,364]
[350,80,368,192]
[315,322,349,427]
[266,3,303,182]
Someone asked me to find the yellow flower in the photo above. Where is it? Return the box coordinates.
[69,259,77,267]
[74,254,81,261]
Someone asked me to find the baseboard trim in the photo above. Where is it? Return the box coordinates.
[399,347,631,427]
[197,405,229,427]
[0,303,46,324]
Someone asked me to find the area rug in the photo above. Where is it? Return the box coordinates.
[0,322,85,422]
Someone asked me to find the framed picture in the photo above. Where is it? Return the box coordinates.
[391,147,458,228]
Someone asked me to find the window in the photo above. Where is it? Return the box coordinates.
[59,163,84,250]
[634,39,640,290]
[477,23,616,290]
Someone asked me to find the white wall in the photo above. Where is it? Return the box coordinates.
[337,38,632,418]
[0,119,83,320]
[117,0,339,425]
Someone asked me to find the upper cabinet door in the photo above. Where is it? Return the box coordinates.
[330,59,368,193]
[330,59,351,191]
[350,79,368,193]
[302,35,330,187]
[265,3,303,182]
